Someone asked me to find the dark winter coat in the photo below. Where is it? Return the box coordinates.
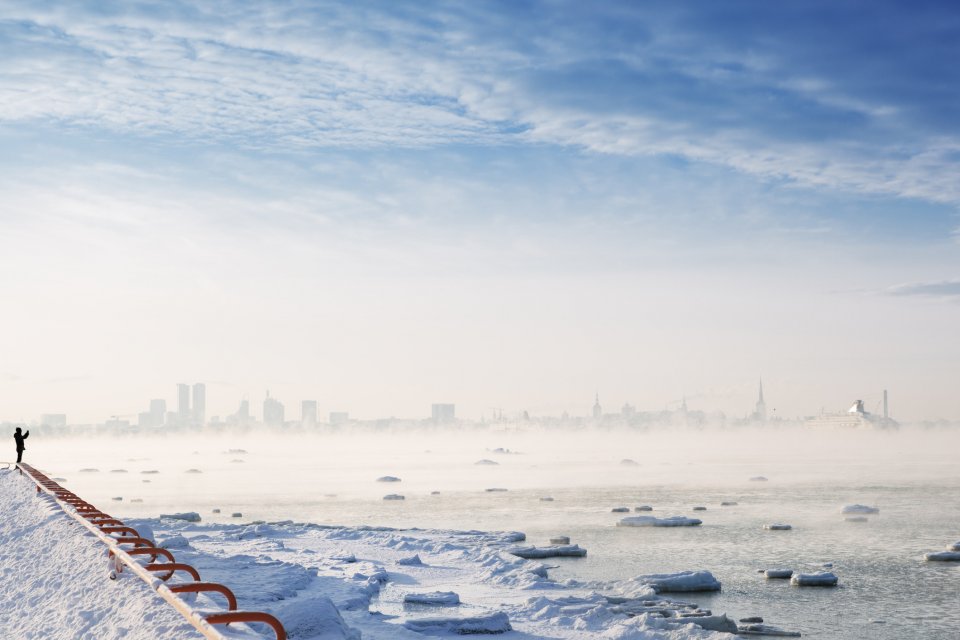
[14,431,28,451]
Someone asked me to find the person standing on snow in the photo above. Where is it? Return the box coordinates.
[14,427,29,464]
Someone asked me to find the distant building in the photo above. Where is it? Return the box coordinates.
[150,399,166,426]
[621,403,636,417]
[263,392,285,426]
[329,411,349,426]
[301,400,318,426]
[39,414,67,427]
[228,399,251,426]
[431,403,455,424]
[192,383,206,426]
[177,383,190,424]
[753,378,767,422]
[592,394,602,419]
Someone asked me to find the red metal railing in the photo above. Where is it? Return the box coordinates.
[15,463,286,640]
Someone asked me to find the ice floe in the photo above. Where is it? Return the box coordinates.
[160,512,201,522]
[749,476,768,481]
[720,501,738,506]
[763,524,792,531]
[539,496,554,502]
[924,551,960,562]
[845,516,868,522]
[375,475,401,482]
[383,494,405,500]
[231,512,243,517]
[764,569,793,579]
[485,488,508,492]
[617,515,702,527]
[509,544,587,559]
[404,612,512,634]
[185,468,203,474]
[110,469,127,473]
[403,591,460,605]
[549,536,570,545]
[79,468,99,473]
[634,505,653,512]
[692,506,706,511]
[790,572,838,586]
[475,459,499,465]
[627,570,722,593]
[611,507,630,513]
[619,459,639,466]
[841,504,879,514]
[738,623,802,637]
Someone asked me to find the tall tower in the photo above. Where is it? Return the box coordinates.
[177,384,190,424]
[192,383,206,427]
[754,378,767,422]
[592,393,602,420]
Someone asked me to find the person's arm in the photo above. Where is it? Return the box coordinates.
[23,431,29,439]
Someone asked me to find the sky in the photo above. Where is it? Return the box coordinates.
[1,0,959,423]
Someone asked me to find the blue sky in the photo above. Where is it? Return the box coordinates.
[1,1,959,422]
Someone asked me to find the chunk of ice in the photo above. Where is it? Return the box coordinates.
[508,544,587,559]
[376,476,401,482]
[398,554,424,566]
[749,476,768,481]
[764,569,793,579]
[382,494,405,501]
[475,459,499,465]
[611,507,630,513]
[790,572,838,586]
[635,570,721,592]
[634,505,653,511]
[403,612,511,634]
[549,536,570,545]
[617,515,702,527]
[924,551,960,562]
[403,591,460,605]
[841,504,879,514]
[160,512,201,522]
[763,524,792,530]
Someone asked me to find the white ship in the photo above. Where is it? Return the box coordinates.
[806,394,898,430]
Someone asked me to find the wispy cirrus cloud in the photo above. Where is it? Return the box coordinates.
[886,280,960,299]
[1,0,959,207]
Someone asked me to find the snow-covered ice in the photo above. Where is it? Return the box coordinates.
[402,591,460,605]
[160,511,202,522]
[508,544,587,559]
[790,572,838,586]
[625,571,722,593]
[764,569,794,579]
[617,515,702,527]
[841,504,879,514]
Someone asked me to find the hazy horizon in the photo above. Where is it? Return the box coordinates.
[2,2,959,423]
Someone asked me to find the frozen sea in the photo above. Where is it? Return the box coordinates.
[27,425,960,639]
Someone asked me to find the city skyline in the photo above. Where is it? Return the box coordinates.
[1,2,958,422]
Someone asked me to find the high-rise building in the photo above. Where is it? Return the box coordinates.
[192,383,206,426]
[150,399,166,426]
[263,392,285,426]
[177,383,190,424]
[301,400,318,426]
[431,403,456,424]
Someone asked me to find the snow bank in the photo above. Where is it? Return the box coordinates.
[841,504,879,514]
[790,572,838,586]
[617,516,702,527]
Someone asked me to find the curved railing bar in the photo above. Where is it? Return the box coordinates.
[145,562,201,582]
[205,612,286,640]
[169,583,238,611]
